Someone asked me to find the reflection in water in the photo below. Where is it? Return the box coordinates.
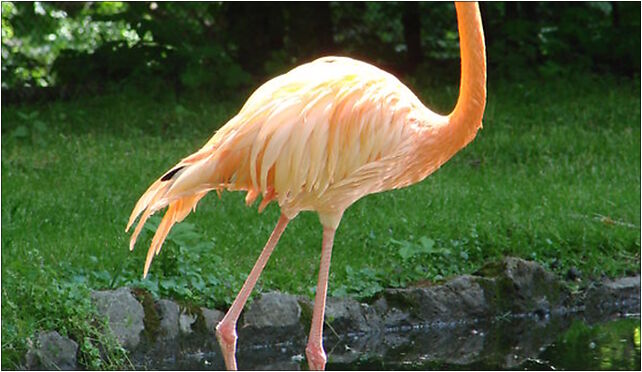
[325,316,640,371]
[534,318,641,371]
[132,315,640,370]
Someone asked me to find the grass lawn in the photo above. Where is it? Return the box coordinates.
[2,73,640,367]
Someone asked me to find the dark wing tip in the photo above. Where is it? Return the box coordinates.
[161,166,185,182]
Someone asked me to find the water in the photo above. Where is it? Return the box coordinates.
[326,316,641,370]
[133,314,640,370]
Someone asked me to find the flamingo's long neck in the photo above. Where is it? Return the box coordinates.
[445,2,487,150]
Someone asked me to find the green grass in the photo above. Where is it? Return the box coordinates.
[2,74,640,367]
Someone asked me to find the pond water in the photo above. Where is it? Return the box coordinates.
[134,314,640,370]
[326,316,640,370]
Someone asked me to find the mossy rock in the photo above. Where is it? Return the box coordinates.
[476,257,569,315]
[131,288,161,343]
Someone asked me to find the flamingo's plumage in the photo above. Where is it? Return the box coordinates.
[127,2,486,370]
[127,55,479,273]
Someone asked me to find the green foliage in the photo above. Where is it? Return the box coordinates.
[332,265,386,299]
[331,2,405,62]
[481,2,641,78]
[2,2,639,94]
[2,2,250,93]
[1,2,139,88]
[1,267,131,369]
[114,217,247,308]
[101,2,251,92]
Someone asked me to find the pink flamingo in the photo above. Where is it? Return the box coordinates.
[127,2,486,370]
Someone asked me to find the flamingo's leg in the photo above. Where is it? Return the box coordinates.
[306,226,336,371]
[216,214,290,370]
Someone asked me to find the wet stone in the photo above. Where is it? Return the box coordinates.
[476,257,569,314]
[244,291,301,328]
[91,287,145,349]
[200,307,224,334]
[383,275,488,322]
[179,309,198,335]
[373,296,412,329]
[26,331,78,370]
[585,275,641,320]
[241,291,304,341]
[605,276,641,292]
[324,296,382,334]
[156,299,180,339]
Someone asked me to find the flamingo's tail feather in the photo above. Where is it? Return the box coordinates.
[127,157,214,278]
[142,192,205,277]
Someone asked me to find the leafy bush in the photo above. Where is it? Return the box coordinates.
[2,2,639,94]
[1,268,130,369]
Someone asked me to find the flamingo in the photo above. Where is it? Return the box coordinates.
[126,2,485,370]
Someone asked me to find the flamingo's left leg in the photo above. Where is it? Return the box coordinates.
[216,214,290,370]
[305,225,337,371]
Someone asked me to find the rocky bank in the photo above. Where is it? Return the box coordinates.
[25,257,640,370]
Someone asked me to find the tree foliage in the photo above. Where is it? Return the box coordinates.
[2,1,639,97]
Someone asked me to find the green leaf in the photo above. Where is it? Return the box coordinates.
[33,120,48,132]
[398,242,415,260]
[17,111,38,120]
[11,125,29,138]
[345,265,354,276]
[419,236,435,253]
[160,278,176,290]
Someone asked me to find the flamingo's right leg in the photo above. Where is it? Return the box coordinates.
[216,214,290,370]
[305,225,337,370]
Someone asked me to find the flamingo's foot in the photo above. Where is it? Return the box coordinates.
[305,342,327,371]
[216,322,238,370]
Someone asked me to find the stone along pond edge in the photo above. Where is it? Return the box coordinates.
[25,256,641,370]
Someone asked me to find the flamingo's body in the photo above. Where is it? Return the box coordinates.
[127,2,485,370]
